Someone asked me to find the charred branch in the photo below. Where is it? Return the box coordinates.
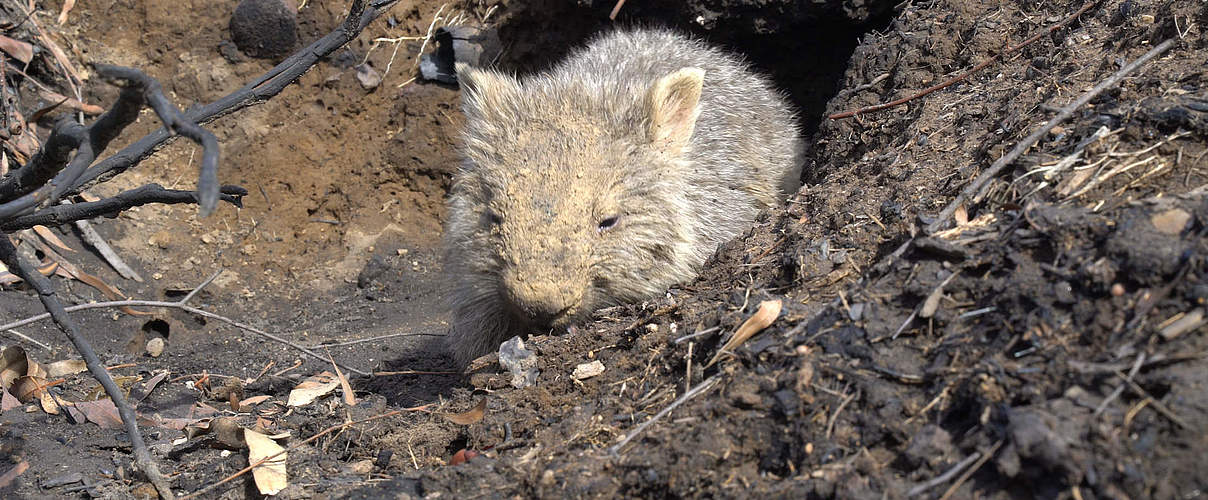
[1,184,247,231]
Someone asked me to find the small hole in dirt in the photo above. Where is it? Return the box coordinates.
[446,437,468,455]
[141,319,170,339]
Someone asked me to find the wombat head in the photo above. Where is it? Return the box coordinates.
[448,62,705,330]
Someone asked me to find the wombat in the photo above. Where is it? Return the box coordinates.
[443,28,803,367]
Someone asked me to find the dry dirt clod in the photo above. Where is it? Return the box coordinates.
[572,360,605,380]
[229,0,297,59]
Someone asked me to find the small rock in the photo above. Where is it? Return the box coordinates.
[540,469,555,487]
[145,337,165,357]
[230,0,298,59]
[498,337,538,388]
[347,459,374,475]
[1150,208,1191,235]
[572,360,605,380]
[355,63,382,90]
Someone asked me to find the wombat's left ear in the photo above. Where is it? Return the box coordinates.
[645,67,705,155]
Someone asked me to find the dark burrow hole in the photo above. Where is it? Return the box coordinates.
[491,0,898,136]
[142,318,171,339]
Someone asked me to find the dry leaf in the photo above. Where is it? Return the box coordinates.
[1,389,20,411]
[707,300,783,368]
[328,354,357,406]
[130,371,169,404]
[57,0,76,25]
[245,428,288,495]
[449,449,479,466]
[32,225,74,253]
[442,398,486,425]
[953,204,968,225]
[45,359,88,378]
[0,461,29,489]
[286,372,339,407]
[0,346,45,390]
[239,395,273,407]
[36,90,103,115]
[0,35,33,64]
[74,399,123,429]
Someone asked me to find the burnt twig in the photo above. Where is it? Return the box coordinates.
[1,184,246,231]
[0,237,174,499]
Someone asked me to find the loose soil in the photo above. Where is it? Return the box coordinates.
[0,0,1205,499]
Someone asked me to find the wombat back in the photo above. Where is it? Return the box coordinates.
[443,28,803,367]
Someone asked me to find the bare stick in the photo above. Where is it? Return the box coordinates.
[609,375,720,455]
[0,238,174,499]
[2,328,51,350]
[906,450,983,497]
[306,330,445,348]
[0,296,371,377]
[828,1,1096,119]
[179,403,433,500]
[926,38,1177,234]
[938,440,1004,500]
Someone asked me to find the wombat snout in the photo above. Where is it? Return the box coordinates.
[502,268,584,325]
[442,28,805,367]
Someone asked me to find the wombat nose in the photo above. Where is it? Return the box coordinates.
[503,279,581,325]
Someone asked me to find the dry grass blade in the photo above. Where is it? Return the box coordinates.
[328,351,357,406]
[442,398,486,425]
[706,299,782,367]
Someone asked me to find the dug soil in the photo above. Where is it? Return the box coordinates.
[0,0,1206,499]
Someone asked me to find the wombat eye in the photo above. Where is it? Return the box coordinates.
[597,216,620,232]
[486,211,502,226]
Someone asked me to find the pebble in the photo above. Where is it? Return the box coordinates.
[146,337,165,357]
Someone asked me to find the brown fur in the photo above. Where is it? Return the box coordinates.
[443,28,804,366]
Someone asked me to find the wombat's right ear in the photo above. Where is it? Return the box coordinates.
[646,67,706,156]
[455,63,516,114]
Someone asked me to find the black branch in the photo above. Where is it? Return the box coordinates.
[1,184,247,231]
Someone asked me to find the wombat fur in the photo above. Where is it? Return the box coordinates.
[443,28,804,367]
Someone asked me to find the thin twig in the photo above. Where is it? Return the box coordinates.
[0,290,372,377]
[938,440,1004,500]
[178,404,433,499]
[609,375,720,455]
[906,450,983,497]
[825,389,858,439]
[307,330,444,348]
[2,328,50,350]
[829,1,1097,119]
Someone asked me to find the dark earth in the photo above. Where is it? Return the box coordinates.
[0,0,1205,498]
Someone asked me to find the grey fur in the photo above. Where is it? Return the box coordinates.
[443,28,804,367]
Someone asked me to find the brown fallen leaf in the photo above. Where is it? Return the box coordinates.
[32,226,74,254]
[57,0,76,25]
[286,372,339,407]
[74,399,123,429]
[328,352,357,406]
[0,461,29,489]
[706,300,783,368]
[0,35,33,64]
[239,395,273,407]
[45,359,88,378]
[130,371,169,404]
[1,388,21,411]
[448,449,479,466]
[442,398,486,425]
[11,376,62,414]
[36,90,104,115]
[245,428,288,495]
[0,346,46,390]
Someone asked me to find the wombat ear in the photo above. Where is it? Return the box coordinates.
[455,63,515,113]
[646,67,705,155]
